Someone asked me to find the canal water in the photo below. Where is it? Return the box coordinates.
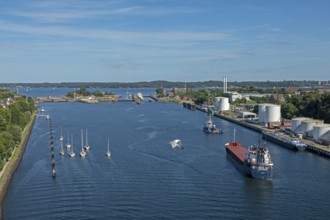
[8,87,156,99]
[4,101,330,219]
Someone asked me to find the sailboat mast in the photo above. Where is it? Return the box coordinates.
[81,129,84,151]
[85,129,88,145]
[60,136,63,151]
[233,128,236,143]
[71,134,73,153]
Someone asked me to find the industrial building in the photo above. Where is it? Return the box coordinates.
[229,92,242,102]
[237,111,257,119]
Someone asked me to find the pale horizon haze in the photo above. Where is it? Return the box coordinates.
[0,0,329,83]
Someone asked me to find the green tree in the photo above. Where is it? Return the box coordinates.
[156,87,165,97]
[281,103,298,119]
[7,125,22,144]
[0,131,15,158]
[92,91,104,97]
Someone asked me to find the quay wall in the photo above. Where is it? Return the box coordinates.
[194,105,330,158]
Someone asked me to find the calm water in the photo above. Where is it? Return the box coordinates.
[4,101,330,219]
[8,87,156,99]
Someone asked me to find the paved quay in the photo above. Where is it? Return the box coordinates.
[192,105,330,158]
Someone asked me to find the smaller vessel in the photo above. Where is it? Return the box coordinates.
[80,130,86,157]
[203,116,222,134]
[169,139,184,150]
[52,169,56,178]
[137,92,144,101]
[183,102,196,110]
[106,138,111,157]
[40,107,45,112]
[262,131,307,151]
[225,129,273,179]
[69,135,75,158]
[84,129,90,151]
[66,132,71,148]
[59,129,64,156]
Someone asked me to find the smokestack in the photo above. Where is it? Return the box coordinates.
[223,76,228,93]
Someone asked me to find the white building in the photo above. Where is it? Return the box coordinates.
[229,92,242,102]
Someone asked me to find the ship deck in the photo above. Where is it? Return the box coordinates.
[226,143,247,162]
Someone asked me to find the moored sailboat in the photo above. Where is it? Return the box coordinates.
[84,129,90,151]
[80,129,86,157]
[66,132,71,148]
[59,129,64,156]
[69,134,75,158]
[106,138,111,157]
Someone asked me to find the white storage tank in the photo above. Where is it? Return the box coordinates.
[214,97,230,111]
[291,117,310,132]
[265,104,281,123]
[258,104,269,124]
[301,121,316,138]
[291,118,302,132]
[313,124,330,141]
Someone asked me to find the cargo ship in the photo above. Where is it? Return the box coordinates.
[262,131,307,151]
[225,130,273,179]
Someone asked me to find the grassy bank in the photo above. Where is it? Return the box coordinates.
[0,113,36,219]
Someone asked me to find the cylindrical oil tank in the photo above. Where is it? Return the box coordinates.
[214,97,230,111]
[265,104,281,123]
[301,121,315,138]
[292,118,303,131]
[313,124,330,140]
[258,104,269,124]
[291,117,313,134]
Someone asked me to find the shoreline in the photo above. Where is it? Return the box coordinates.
[0,113,36,220]
[192,104,330,157]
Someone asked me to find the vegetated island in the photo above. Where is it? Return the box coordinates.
[0,89,36,219]
[66,87,118,103]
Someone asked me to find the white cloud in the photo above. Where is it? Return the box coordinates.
[0,20,228,44]
[8,7,143,23]
[6,0,202,23]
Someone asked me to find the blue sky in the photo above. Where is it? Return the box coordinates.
[0,0,329,83]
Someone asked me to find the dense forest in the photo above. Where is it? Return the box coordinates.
[1,80,328,89]
[0,95,35,171]
[0,89,15,99]
[281,93,330,123]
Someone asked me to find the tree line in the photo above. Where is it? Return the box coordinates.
[1,80,327,89]
[0,96,35,171]
[281,93,330,123]
[0,89,15,99]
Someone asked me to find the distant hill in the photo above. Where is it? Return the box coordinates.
[0,80,328,89]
